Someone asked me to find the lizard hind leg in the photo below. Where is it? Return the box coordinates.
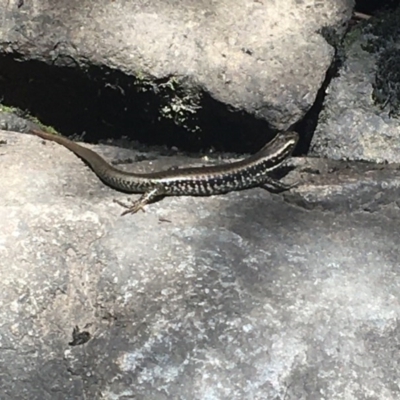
[260,176,298,193]
[113,187,165,216]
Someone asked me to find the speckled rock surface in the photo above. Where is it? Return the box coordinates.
[0,0,353,131]
[1,130,400,399]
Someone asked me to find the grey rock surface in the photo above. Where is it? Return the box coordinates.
[0,0,353,131]
[311,10,400,163]
[1,130,400,399]
[285,157,400,212]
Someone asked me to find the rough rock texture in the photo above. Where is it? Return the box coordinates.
[285,157,400,212]
[0,0,353,132]
[1,130,400,399]
[311,9,400,163]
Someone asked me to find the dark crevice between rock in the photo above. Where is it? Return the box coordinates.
[291,77,329,155]
[292,27,344,155]
[0,53,281,154]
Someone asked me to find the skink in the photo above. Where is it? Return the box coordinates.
[30,129,298,215]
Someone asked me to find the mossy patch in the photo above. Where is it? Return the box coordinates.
[0,104,59,134]
[361,7,400,116]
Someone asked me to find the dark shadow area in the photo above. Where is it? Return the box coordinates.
[0,53,279,153]
[355,0,400,14]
